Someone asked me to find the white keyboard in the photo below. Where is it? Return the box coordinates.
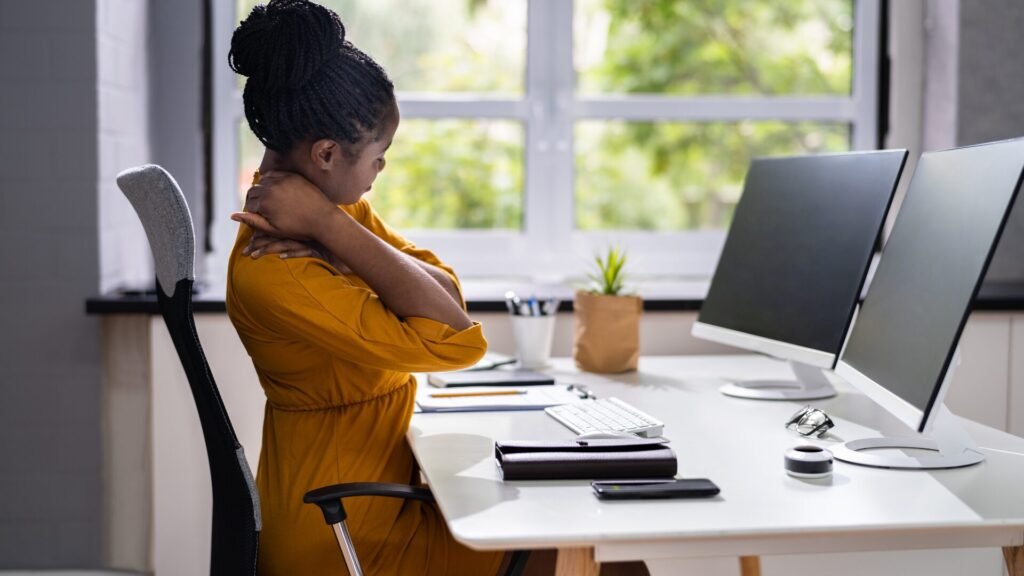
[545,397,664,438]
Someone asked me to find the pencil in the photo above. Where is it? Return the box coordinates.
[429,390,527,398]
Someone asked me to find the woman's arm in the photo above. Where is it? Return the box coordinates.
[354,198,466,306]
[244,230,461,304]
[409,260,461,305]
[233,173,473,330]
[312,210,472,329]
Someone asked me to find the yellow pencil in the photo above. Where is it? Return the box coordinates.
[429,389,527,398]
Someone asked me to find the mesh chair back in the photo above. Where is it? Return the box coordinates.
[117,165,260,576]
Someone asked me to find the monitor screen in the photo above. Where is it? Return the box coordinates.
[839,139,1024,430]
[698,150,907,361]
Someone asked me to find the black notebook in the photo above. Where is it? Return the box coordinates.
[494,438,677,481]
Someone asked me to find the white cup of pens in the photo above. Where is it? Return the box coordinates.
[506,291,559,370]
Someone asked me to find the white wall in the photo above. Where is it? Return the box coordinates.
[0,0,157,567]
[958,0,1024,282]
[150,0,206,270]
[0,1,103,568]
[97,0,153,293]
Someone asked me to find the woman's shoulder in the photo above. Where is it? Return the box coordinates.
[229,249,359,311]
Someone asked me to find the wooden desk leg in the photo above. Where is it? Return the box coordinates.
[555,547,600,576]
[1005,545,1024,576]
[739,555,762,576]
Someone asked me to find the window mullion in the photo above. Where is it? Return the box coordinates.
[852,0,881,149]
[395,98,528,119]
[576,96,858,122]
[524,0,559,278]
[545,0,577,279]
[209,0,239,286]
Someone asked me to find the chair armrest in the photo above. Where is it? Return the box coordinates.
[303,482,435,525]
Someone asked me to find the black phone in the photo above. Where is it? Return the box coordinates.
[591,478,720,500]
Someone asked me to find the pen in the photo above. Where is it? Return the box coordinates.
[429,390,527,398]
[504,291,521,315]
[542,298,560,315]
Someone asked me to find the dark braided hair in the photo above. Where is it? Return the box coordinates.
[229,0,395,155]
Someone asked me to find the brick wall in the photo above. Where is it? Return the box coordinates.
[0,0,103,567]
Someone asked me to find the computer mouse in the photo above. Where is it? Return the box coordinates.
[576,431,639,440]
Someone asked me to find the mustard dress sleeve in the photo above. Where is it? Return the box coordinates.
[350,199,469,308]
[226,216,504,576]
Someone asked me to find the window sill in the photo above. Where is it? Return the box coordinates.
[85,280,1024,315]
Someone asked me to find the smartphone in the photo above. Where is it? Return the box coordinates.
[591,478,720,500]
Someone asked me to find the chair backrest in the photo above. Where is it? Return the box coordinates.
[117,164,260,576]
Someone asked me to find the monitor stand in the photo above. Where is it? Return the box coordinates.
[720,360,837,401]
[831,405,984,469]
[832,346,984,470]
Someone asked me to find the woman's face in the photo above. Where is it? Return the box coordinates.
[322,107,399,205]
[286,105,399,206]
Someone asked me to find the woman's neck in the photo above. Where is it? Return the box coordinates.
[259,149,296,174]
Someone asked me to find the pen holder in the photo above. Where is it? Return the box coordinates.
[511,315,556,369]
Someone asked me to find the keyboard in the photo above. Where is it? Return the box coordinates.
[545,397,664,438]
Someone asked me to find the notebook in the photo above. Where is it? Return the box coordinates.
[416,385,581,412]
[427,368,555,388]
[494,438,677,480]
[464,352,518,371]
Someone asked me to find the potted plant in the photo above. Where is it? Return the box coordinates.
[573,247,642,373]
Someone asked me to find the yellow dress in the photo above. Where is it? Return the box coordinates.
[226,198,504,576]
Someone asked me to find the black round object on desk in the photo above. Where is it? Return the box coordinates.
[784,445,834,478]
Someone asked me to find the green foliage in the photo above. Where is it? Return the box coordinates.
[577,0,852,96]
[575,120,848,231]
[588,246,629,296]
[368,120,523,230]
[235,0,854,233]
[574,0,853,231]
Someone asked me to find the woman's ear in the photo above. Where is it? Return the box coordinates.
[309,139,339,170]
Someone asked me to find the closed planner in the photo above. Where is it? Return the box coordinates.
[494,438,677,481]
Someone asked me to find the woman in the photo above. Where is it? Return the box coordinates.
[225,1,505,574]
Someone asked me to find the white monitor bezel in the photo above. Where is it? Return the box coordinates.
[833,356,955,435]
[692,321,835,369]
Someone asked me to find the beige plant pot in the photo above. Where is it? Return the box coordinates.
[572,290,642,373]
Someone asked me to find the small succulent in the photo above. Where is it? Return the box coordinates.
[588,246,628,296]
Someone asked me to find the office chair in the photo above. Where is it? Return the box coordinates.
[116,164,528,576]
[117,165,260,575]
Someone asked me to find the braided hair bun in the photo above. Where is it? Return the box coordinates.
[229,0,395,153]
[229,0,345,94]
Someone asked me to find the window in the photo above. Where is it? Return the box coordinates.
[210,0,879,284]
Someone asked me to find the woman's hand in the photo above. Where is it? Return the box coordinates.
[243,231,354,273]
[231,171,336,241]
[243,231,319,259]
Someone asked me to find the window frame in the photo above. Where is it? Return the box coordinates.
[209,0,880,284]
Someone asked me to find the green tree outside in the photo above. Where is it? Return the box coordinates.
[235,0,854,232]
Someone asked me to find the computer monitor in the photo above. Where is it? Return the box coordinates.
[832,138,1024,470]
[693,150,908,400]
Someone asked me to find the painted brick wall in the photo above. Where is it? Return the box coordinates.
[0,0,153,567]
[0,0,103,567]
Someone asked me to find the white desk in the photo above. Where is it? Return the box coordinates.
[408,355,1024,576]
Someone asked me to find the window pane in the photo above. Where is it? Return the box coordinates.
[238,119,523,230]
[575,0,853,96]
[235,0,526,94]
[575,121,850,231]
[369,119,524,230]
